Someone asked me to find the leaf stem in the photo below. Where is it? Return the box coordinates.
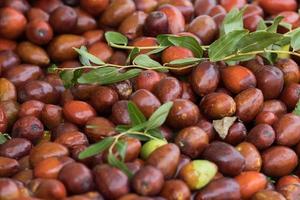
[109,43,166,50]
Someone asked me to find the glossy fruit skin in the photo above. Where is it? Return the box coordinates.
[0,50,20,73]
[278,183,300,200]
[49,6,78,33]
[146,143,180,179]
[276,58,300,85]
[55,131,89,149]
[223,122,247,145]
[187,15,217,45]
[132,165,164,196]
[144,11,169,37]
[246,124,275,150]
[0,178,20,200]
[154,77,182,103]
[130,89,161,118]
[195,177,241,200]
[236,142,262,172]
[262,146,298,177]
[252,190,286,200]
[158,4,185,34]
[203,141,245,176]
[93,164,130,200]
[134,70,161,92]
[17,41,50,66]
[47,34,86,62]
[74,8,97,34]
[191,61,220,96]
[32,179,67,199]
[257,0,297,15]
[12,116,44,143]
[255,111,278,126]
[119,11,147,40]
[179,160,218,190]
[220,0,246,12]
[100,0,136,27]
[0,78,17,102]
[276,175,300,190]
[80,0,109,16]
[280,83,300,111]
[235,171,267,199]
[160,179,191,200]
[200,92,236,119]
[0,156,19,177]
[0,7,27,39]
[85,117,117,142]
[90,86,118,114]
[175,126,209,158]
[63,100,96,126]
[140,139,167,160]
[255,66,284,100]
[58,162,94,194]
[0,106,8,133]
[221,65,256,94]
[194,0,217,16]
[166,99,200,129]
[0,138,32,160]
[274,114,300,146]
[234,88,264,123]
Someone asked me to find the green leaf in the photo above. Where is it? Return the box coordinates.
[79,137,114,159]
[157,34,173,46]
[146,101,173,130]
[127,123,147,132]
[127,101,146,126]
[266,16,284,33]
[115,125,131,133]
[77,67,141,85]
[126,47,140,63]
[290,29,300,51]
[146,46,167,55]
[73,47,105,65]
[257,20,267,31]
[147,129,164,140]
[133,54,168,72]
[209,30,248,62]
[168,57,204,65]
[167,36,203,58]
[60,70,75,88]
[237,31,284,53]
[221,8,245,35]
[293,99,300,116]
[0,133,8,145]
[47,64,58,73]
[107,153,133,178]
[116,140,127,162]
[105,31,128,46]
[127,133,149,141]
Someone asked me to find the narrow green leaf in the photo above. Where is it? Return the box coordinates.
[146,46,167,55]
[209,30,248,62]
[237,31,284,53]
[157,34,173,46]
[126,47,140,63]
[47,64,58,73]
[133,54,168,72]
[115,125,131,133]
[127,133,149,141]
[147,129,164,140]
[257,20,267,31]
[60,70,74,88]
[127,123,147,132]
[168,57,204,65]
[105,31,128,46]
[77,67,141,85]
[79,137,114,159]
[293,99,300,116]
[73,47,105,65]
[266,16,284,33]
[167,36,203,58]
[221,7,245,35]
[107,153,133,178]
[146,102,173,130]
[116,140,127,162]
[291,29,300,51]
[0,134,8,145]
[127,101,146,126]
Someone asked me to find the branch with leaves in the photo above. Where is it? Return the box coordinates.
[78,101,173,177]
[48,8,300,89]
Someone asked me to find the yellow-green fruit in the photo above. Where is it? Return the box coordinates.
[278,44,291,59]
[179,160,218,190]
[140,139,167,160]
